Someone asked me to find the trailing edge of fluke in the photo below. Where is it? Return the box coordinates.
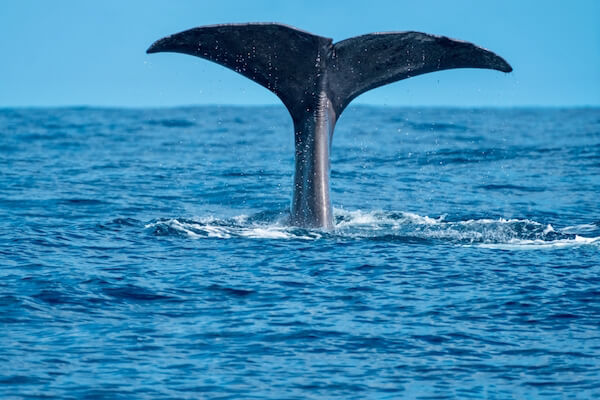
[147,23,512,229]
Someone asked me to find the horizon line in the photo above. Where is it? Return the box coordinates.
[2,103,599,110]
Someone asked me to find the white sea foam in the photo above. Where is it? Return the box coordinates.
[239,227,290,239]
[478,235,600,250]
[145,209,600,250]
[145,216,321,240]
[561,223,598,233]
[145,218,233,239]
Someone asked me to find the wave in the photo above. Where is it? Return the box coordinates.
[144,209,600,250]
[146,118,196,128]
[145,213,322,241]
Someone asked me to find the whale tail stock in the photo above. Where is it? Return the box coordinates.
[147,23,512,228]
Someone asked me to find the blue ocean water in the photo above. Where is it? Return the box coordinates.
[1,106,599,399]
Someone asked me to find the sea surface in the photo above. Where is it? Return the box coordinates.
[1,106,599,399]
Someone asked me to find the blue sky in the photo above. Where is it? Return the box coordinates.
[1,0,598,107]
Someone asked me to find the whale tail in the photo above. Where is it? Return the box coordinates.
[146,23,511,121]
[147,23,511,228]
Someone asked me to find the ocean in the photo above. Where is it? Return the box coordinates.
[1,106,599,399]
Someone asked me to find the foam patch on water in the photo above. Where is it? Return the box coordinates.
[478,235,599,250]
[144,209,600,250]
[145,215,322,241]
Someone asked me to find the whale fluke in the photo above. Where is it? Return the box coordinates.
[147,23,512,228]
[328,31,512,114]
[147,23,333,120]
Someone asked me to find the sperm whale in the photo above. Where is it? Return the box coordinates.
[147,23,512,229]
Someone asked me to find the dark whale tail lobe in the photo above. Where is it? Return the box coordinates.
[147,23,511,228]
[146,23,334,121]
[146,23,511,120]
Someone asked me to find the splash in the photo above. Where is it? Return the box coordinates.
[145,213,322,240]
[144,209,600,250]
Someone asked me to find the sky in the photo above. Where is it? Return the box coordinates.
[0,0,599,108]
